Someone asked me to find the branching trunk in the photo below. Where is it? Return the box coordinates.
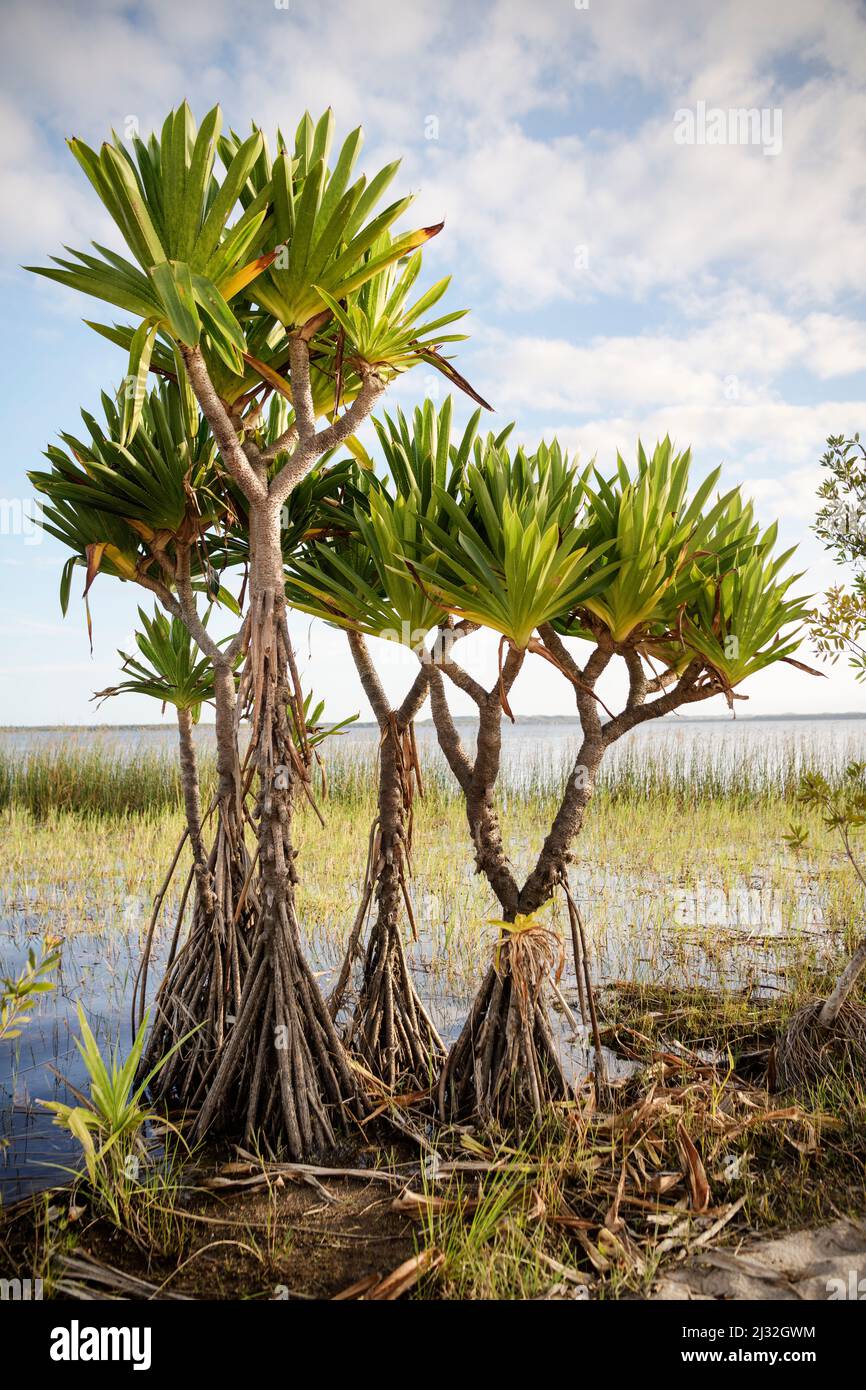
[517,626,611,916]
[438,715,600,1126]
[431,629,724,1130]
[428,650,571,1124]
[457,719,606,1122]
[427,665,519,916]
[518,729,606,915]
[140,341,382,1154]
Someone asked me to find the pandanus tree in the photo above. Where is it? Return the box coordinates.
[407,437,619,1121]
[286,399,487,1089]
[29,102,483,1155]
[394,438,812,1126]
[28,377,260,1097]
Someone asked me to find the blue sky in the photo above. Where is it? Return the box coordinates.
[2,0,865,725]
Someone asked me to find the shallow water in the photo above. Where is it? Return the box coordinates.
[1,717,862,1199]
[1,882,836,1201]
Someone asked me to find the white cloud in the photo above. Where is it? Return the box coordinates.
[469,304,866,428]
[567,0,866,90]
[544,400,865,491]
[420,74,866,308]
[2,0,866,723]
[746,466,825,520]
[4,0,866,302]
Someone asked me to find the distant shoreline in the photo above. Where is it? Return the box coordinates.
[3,711,865,734]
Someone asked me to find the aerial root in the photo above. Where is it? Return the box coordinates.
[347,914,445,1094]
[439,923,571,1128]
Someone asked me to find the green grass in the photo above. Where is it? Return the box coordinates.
[2,726,863,819]
[0,745,198,819]
[2,746,860,1034]
[2,734,864,1299]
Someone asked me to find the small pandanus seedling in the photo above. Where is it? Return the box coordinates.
[41,1004,198,1235]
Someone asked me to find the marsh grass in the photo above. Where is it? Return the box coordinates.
[2,727,862,819]
[0,746,197,819]
[2,746,859,1018]
[3,733,864,1295]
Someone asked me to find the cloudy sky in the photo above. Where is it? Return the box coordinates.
[2,0,865,725]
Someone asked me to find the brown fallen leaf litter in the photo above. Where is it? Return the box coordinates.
[5,1036,860,1301]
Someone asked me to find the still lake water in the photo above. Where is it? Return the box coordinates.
[4,712,866,788]
[4,713,866,754]
[1,715,864,1198]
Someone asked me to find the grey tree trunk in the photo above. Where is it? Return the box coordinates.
[139,657,256,1103]
[190,498,366,1154]
[144,341,381,1154]
[819,936,866,1027]
[426,652,571,1125]
[337,632,444,1091]
[175,704,213,916]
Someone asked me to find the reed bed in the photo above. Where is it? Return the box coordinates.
[1,726,859,1031]
[0,745,197,819]
[2,729,863,1230]
[1,725,862,820]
